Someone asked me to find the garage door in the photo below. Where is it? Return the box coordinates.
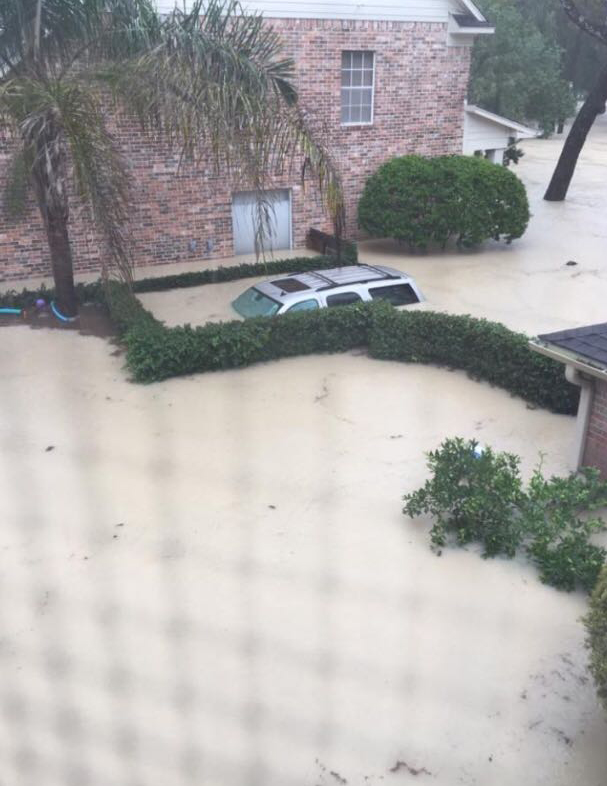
[232,189,292,255]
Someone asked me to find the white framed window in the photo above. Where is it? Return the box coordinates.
[341,51,375,125]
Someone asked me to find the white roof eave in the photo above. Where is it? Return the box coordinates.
[451,25,495,35]
[457,0,488,21]
[465,104,538,138]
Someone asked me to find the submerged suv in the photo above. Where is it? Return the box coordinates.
[232,264,424,318]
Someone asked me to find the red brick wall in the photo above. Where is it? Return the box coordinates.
[0,19,470,282]
[583,379,607,479]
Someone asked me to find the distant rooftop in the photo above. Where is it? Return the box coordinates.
[537,323,607,370]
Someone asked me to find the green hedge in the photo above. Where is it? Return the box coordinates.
[129,250,357,294]
[0,250,357,309]
[123,301,372,382]
[0,280,104,310]
[106,285,579,415]
[585,565,607,711]
[358,154,530,249]
[367,306,578,414]
[2,250,578,416]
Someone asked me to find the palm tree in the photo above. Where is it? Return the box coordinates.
[0,0,342,316]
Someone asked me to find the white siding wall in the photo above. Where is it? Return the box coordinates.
[463,113,513,154]
[155,0,465,22]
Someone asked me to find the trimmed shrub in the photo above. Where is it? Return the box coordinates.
[104,280,161,335]
[358,154,530,249]
[585,565,607,711]
[367,305,579,415]
[124,302,373,382]
[110,287,578,418]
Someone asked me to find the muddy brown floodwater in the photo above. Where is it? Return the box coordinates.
[1,120,607,786]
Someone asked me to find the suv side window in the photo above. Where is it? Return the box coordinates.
[326,292,363,308]
[368,283,419,306]
[286,299,320,313]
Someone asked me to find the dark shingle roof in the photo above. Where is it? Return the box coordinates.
[538,323,607,368]
[452,13,494,28]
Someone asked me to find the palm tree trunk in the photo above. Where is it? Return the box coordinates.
[544,60,607,201]
[30,129,79,317]
[43,209,78,317]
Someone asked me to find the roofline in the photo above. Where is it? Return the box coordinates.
[458,0,488,21]
[529,339,607,382]
[465,104,538,137]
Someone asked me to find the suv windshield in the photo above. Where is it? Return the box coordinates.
[232,287,281,318]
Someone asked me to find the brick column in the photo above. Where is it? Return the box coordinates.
[583,379,607,478]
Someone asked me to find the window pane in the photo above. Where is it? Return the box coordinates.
[360,104,372,123]
[287,299,319,313]
[368,284,419,306]
[352,88,368,107]
[349,105,361,123]
[341,51,374,125]
[326,292,363,308]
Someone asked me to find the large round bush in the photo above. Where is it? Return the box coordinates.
[585,564,607,712]
[358,154,530,249]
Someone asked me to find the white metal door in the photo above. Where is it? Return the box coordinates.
[231,189,291,255]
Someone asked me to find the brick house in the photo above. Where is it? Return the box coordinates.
[532,324,607,479]
[0,0,493,283]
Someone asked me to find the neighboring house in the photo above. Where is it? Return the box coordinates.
[531,324,607,478]
[0,0,493,282]
[463,103,538,163]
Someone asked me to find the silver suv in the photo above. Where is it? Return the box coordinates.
[232,264,424,318]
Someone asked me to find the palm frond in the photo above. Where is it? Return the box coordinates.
[0,76,132,281]
[96,0,343,251]
[0,0,162,78]
[55,82,133,283]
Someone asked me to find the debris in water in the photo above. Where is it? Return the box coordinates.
[389,761,432,777]
[330,771,348,784]
[566,260,578,266]
[45,445,55,452]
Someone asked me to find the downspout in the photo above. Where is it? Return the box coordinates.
[565,364,594,471]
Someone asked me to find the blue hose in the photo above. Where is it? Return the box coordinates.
[51,300,78,323]
[0,307,22,315]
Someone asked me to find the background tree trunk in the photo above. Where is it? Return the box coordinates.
[30,128,79,317]
[544,60,607,201]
